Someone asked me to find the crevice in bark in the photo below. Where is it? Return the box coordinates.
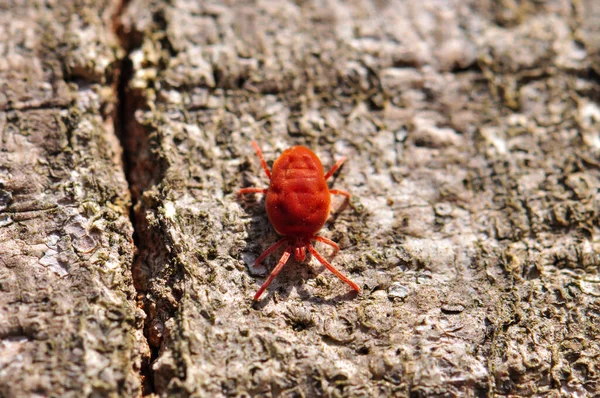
[112,1,157,395]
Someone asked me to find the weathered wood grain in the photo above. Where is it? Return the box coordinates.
[0,1,145,397]
[121,0,600,396]
[2,0,600,397]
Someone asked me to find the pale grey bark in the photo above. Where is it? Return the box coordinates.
[0,1,144,397]
[1,0,599,397]
[121,0,600,397]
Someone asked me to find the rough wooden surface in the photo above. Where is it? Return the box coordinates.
[2,0,600,397]
[120,0,600,397]
[0,1,144,397]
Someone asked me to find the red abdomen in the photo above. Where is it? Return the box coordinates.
[265,146,331,237]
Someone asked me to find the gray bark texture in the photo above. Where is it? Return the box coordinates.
[0,0,145,397]
[1,0,600,397]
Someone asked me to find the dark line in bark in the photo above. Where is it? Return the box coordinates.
[112,0,157,395]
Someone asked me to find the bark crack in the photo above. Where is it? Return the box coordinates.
[112,1,156,395]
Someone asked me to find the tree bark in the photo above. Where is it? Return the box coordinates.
[0,1,145,397]
[120,0,600,396]
[2,0,600,397]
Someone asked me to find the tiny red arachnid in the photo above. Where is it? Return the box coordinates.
[238,141,361,301]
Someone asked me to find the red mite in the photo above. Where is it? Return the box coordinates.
[239,142,361,301]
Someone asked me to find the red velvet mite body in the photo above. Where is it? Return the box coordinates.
[238,141,361,301]
[266,146,330,238]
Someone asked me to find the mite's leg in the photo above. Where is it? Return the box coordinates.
[307,244,361,293]
[329,189,351,198]
[251,141,271,179]
[254,246,292,301]
[324,157,347,180]
[238,142,270,196]
[253,237,288,268]
[238,187,268,196]
[314,236,340,254]
[326,157,351,199]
